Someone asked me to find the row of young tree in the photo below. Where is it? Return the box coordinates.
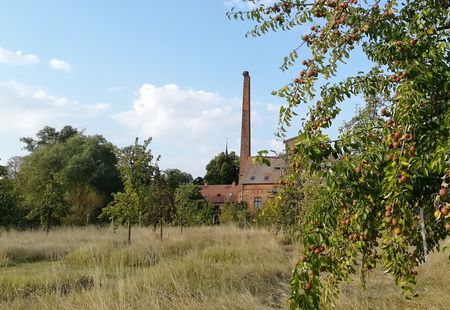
[0,125,241,240]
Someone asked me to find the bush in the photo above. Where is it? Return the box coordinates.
[220,202,248,227]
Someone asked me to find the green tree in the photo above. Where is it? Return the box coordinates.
[192,176,204,185]
[164,168,193,193]
[20,125,78,152]
[174,183,204,232]
[0,177,24,228]
[64,184,104,225]
[260,170,324,235]
[230,1,449,308]
[26,179,67,234]
[16,127,122,226]
[204,151,239,184]
[144,168,174,240]
[0,164,7,178]
[220,202,248,226]
[101,138,156,243]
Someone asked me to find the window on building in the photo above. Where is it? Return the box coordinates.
[250,176,255,181]
[264,176,269,181]
[254,197,262,209]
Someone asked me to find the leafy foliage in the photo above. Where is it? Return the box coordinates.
[174,183,212,227]
[219,202,248,226]
[26,180,68,233]
[204,151,240,185]
[164,168,193,193]
[142,167,175,228]
[229,0,449,308]
[0,177,24,228]
[259,170,324,235]
[16,127,121,226]
[192,176,205,185]
[64,184,104,225]
[0,164,7,178]
[20,125,78,152]
[101,138,157,241]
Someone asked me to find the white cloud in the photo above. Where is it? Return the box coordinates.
[112,83,286,176]
[0,47,39,65]
[268,138,285,153]
[113,84,243,144]
[49,58,71,72]
[113,83,251,176]
[0,80,109,135]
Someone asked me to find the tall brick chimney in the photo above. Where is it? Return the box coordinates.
[239,71,251,183]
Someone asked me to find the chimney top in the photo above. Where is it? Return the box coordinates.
[242,71,249,77]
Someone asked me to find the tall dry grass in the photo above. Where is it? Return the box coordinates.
[0,226,448,309]
[0,226,296,309]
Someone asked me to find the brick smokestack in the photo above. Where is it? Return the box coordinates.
[239,71,250,183]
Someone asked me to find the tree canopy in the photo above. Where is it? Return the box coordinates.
[174,183,209,229]
[16,126,122,226]
[229,0,449,308]
[164,168,193,193]
[0,163,7,178]
[20,125,79,152]
[0,176,23,228]
[204,151,239,185]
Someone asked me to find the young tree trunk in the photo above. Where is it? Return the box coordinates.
[180,224,183,235]
[160,217,163,241]
[419,207,428,268]
[46,213,51,235]
[128,220,132,244]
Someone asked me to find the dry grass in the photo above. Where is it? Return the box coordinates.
[335,241,450,310]
[0,226,448,309]
[0,226,295,309]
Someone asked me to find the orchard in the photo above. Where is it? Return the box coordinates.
[229,0,449,308]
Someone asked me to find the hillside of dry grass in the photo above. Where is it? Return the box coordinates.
[0,226,448,309]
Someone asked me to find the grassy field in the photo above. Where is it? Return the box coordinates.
[0,226,448,309]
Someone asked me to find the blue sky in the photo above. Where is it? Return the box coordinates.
[0,0,371,177]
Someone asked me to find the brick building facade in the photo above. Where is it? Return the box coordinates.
[200,71,286,210]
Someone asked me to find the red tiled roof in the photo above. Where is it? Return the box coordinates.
[199,183,240,204]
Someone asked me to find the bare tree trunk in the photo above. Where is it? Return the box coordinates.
[128,220,132,244]
[180,224,183,235]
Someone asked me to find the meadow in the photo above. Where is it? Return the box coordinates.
[0,226,448,309]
